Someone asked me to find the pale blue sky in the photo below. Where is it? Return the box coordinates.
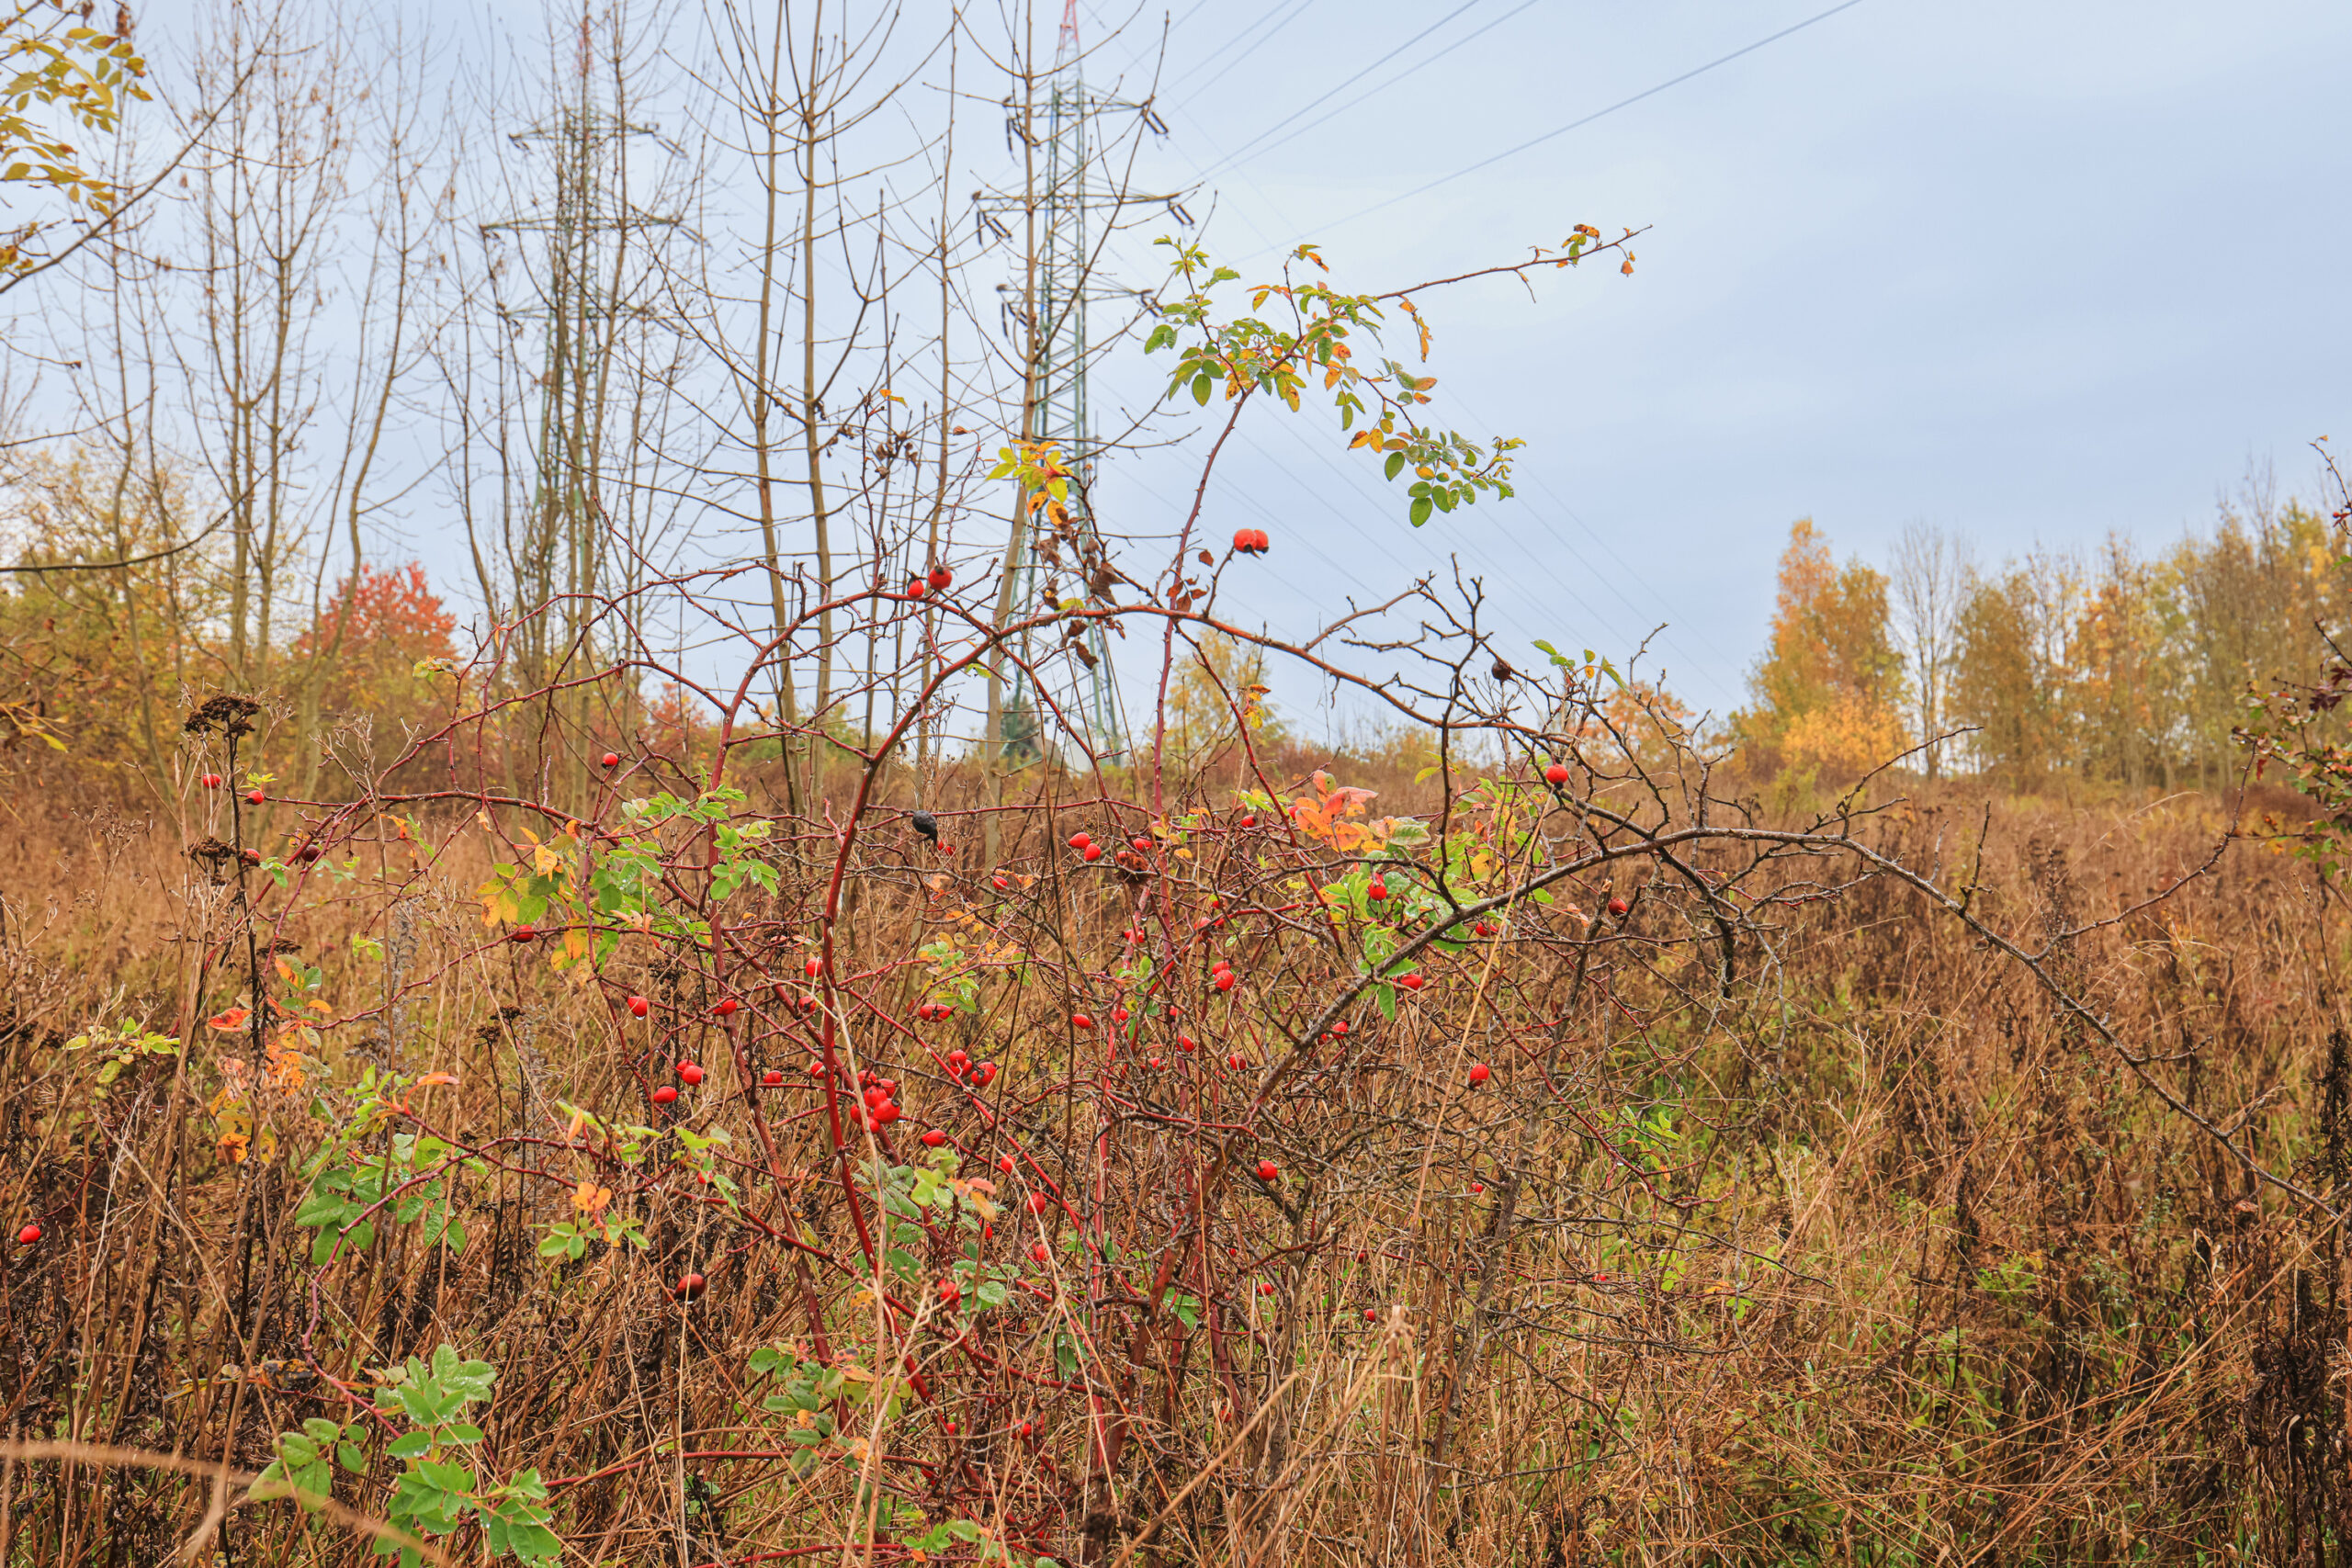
[1077,0,2352,718]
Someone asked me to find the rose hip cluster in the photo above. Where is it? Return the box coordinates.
[943,1047,998,1089]
[846,1067,903,1131]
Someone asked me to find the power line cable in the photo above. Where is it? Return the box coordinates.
[1240,412,1650,668]
[1161,0,1320,93]
[1266,0,1871,249]
[1107,0,1217,83]
[1090,3,1826,707]
[1444,387,1741,708]
[1083,23,1682,683]
[1193,0,1511,181]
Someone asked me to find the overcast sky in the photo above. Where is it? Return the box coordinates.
[96,0,2352,735]
[1064,0,2352,722]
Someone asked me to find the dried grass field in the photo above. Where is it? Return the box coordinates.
[3,736,2344,1566]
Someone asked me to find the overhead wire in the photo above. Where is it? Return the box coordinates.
[1272,0,1873,248]
[1196,0,1551,182]
[1445,386,1743,709]
[1084,1,1857,711]
[1142,1,1854,701]
[1080,5,1705,696]
[1087,30,1680,671]
[1240,409,1651,667]
[1191,0,1507,181]
[1159,0,1321,94]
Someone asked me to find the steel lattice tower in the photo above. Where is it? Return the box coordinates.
[480,14,678,644]
[983,2,1175,767]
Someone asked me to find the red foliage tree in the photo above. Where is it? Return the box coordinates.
[293,562,458,719]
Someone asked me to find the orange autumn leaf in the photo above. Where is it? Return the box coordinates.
[1290,773,1378,844]
[207,1007,251,1032]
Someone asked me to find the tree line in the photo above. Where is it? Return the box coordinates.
[1731,472,2347,797]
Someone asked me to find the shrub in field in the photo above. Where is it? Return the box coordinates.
[5,237,2349,1568]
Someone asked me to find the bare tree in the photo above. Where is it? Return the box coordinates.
[1890,518,1972,779]
[450,0,703,801]
[181,0,359,684]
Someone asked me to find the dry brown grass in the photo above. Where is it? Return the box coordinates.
[1,749,2346,1568]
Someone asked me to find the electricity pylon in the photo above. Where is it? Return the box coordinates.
[477,11,684,807]
[479,13,680,682]
[977,0,1182,768]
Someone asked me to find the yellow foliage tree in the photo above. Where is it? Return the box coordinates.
[1735,519,1908,786]
[1165,631,1287,769]
[0,446,216,784]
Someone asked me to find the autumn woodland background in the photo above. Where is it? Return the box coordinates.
[6,3,2352,1567]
